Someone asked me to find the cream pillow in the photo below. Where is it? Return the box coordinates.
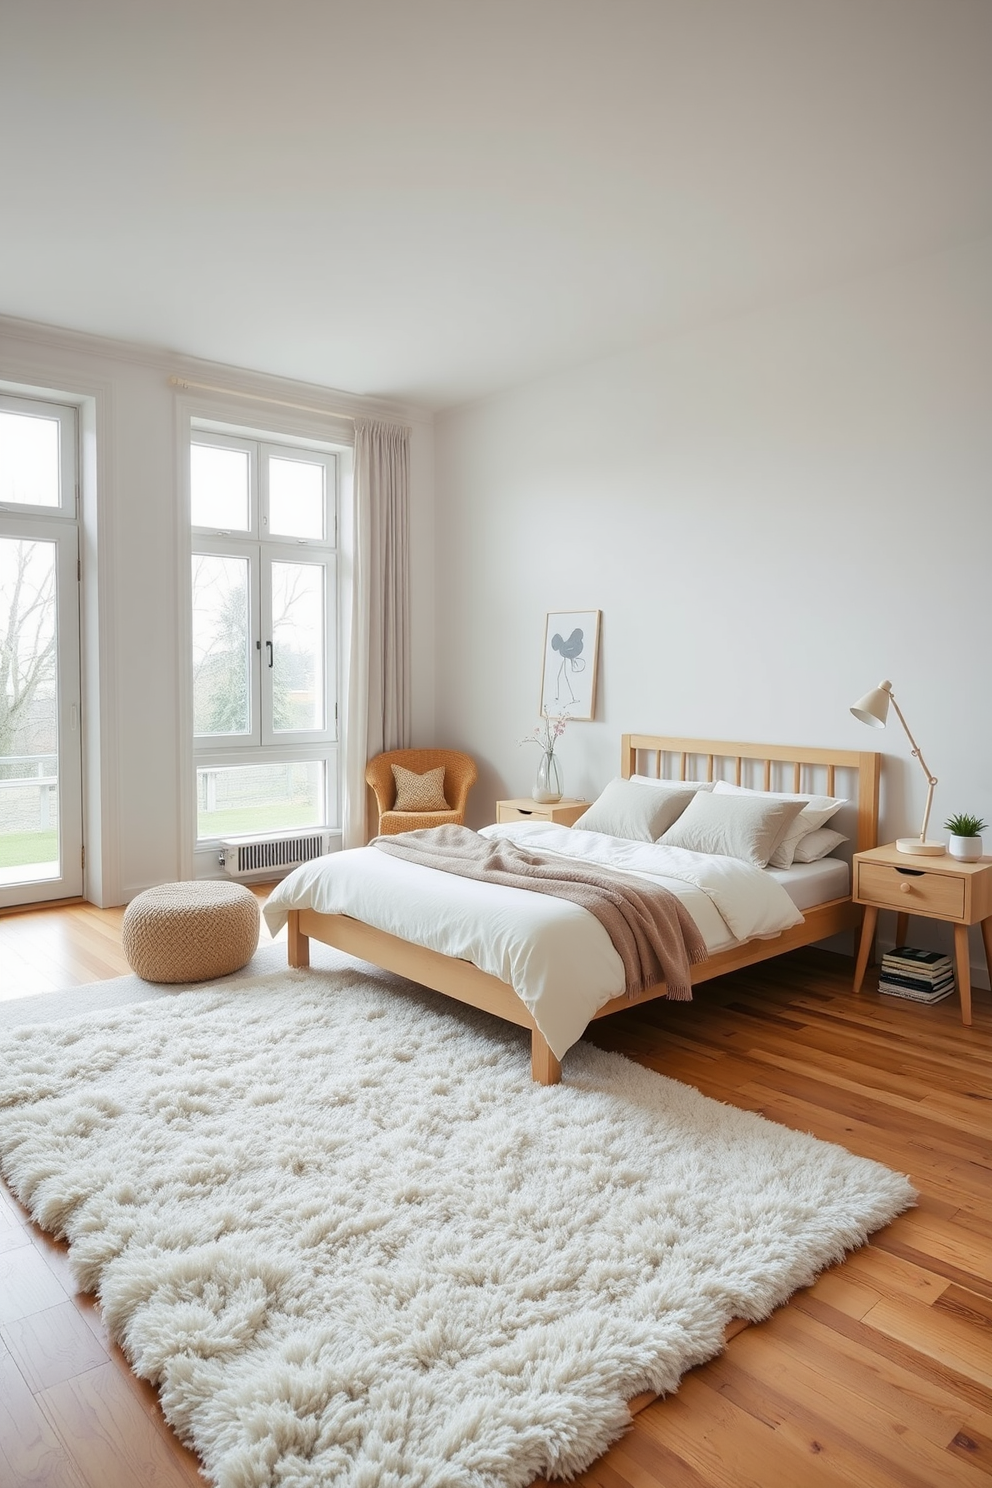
[791,827,849,863]
[631,775,715,794]
[658,790,808,869]
[711,781,847,869]
[391,763,450,812]
[572,778,696,842]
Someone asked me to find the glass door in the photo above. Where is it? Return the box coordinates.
[0,397,83,906]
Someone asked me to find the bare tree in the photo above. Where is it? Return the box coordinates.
[0,541,57,764]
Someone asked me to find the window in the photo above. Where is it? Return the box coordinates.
[0,394,83,905]
[190,430,338,845]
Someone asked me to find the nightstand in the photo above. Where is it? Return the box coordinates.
[495,797,588,828]
[852,843,992,1025]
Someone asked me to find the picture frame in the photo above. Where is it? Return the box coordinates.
[539,610,600,721]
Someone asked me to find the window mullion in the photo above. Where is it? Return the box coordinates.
[257,546,272,746]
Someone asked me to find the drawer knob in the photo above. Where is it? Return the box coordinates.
[900,883,912,893]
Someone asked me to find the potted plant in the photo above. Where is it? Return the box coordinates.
[944,812,988,861]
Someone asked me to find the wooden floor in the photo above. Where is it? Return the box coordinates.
[0,901,990,1488]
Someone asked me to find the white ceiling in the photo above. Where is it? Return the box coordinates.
[2,0,990,411]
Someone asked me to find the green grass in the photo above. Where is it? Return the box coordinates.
[197,802,320,841]
[0,831,58,869]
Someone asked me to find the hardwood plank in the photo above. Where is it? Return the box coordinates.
[862,1296,992,1389]
[705,1326,991,1488]
[837,1244,950,1307]
[948,1427,992,1476]
[754,1306,992,1448]
[0,1341,88,1488]
[0,1243,70,1325]
[935,1285,992,1330]
[877,1211,992,1289]
[638,1376,855,1488]
[794,1295,992,1415]
[1,1302,109,1393]
[38,1364,202,1488]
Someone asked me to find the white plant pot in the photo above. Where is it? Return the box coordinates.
[948,834,983,861]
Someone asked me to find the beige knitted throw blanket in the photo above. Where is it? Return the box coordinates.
[373,825,708,1000]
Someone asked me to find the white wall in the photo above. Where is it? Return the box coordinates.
[434,238,992,973]
[0,318,435,905]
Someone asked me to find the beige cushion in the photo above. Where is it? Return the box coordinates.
[391,763,450,812]
[658,791,808,869]
[791,826,849,863]
[630,775,715,794]
[122,881,259,983]
[711,782,847,868]
[573,778,696,842]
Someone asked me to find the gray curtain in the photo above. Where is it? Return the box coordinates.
[343,418,411,846]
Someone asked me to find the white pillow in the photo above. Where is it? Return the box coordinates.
[791,827,849,863]
[658,790,809,869]
[631,775,715,793]
[711,781,847,869]
[572,778,696,842]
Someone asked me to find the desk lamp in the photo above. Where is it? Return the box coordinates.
[850,680,945,855]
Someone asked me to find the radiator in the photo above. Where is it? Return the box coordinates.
[220,828,335,881]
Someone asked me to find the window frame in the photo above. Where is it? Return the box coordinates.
[188,426,339,850]
[0,393,78,519]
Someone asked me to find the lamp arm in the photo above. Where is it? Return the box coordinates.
[888,691,938,841]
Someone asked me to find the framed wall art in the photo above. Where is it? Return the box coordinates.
[539,610,600,721]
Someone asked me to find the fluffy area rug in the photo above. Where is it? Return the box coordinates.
[0,962,915,1488]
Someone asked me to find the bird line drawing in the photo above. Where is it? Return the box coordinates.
[550,627,585,705]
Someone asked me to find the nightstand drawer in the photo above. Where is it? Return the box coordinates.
[495,798,588,828]
[855,862,965,919]
[497,802,550,824]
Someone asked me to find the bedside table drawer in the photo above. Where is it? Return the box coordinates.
[497,802,550,824]
[495,799,588,827]
[855,862,965,919]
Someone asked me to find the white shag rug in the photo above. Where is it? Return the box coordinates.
[0,963,915,1488]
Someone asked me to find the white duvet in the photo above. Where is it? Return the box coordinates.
[263,822,803,1060]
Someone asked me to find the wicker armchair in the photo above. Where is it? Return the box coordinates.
[366,749,478,837]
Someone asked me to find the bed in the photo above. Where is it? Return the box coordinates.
[267,735,880,1085]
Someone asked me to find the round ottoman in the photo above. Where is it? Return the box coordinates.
[122,881,260,983]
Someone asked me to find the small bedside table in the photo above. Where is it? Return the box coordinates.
[852,843,992,1025]
[496,797,588,828]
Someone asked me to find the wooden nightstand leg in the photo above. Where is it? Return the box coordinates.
[981,917,992,1000]
[895,912,909,948]
[953,923,972,1027]
[853,905,878,994]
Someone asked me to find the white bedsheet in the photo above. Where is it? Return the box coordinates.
[769,856,849,911]
[263,822,804,1061]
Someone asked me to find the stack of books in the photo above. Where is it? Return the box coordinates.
[878,945,955,1004]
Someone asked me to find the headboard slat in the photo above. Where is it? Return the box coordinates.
[620,734,880,852]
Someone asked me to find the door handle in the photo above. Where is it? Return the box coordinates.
[265,641,273,668]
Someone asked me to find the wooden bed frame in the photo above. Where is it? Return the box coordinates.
[286,735,881,1085]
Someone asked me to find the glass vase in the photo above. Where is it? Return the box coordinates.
[533,751,563,804]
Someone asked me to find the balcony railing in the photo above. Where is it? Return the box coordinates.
[0,755,58,832]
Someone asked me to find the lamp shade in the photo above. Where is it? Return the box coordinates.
[850,680,892,728]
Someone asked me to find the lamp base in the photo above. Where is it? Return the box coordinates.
[895,837,946,856]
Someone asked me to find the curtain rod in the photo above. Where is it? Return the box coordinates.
[168,376,356,422]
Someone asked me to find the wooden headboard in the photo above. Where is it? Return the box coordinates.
[620,734,881,855]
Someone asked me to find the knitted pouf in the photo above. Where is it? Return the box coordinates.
[122,881,260,983]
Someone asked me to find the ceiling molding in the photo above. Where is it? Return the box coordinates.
[0,313,434,428]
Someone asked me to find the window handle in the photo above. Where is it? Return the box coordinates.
[265,640,273,668]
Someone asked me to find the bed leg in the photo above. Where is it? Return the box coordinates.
[287,912,310,969]
[531,1030,561,1086]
